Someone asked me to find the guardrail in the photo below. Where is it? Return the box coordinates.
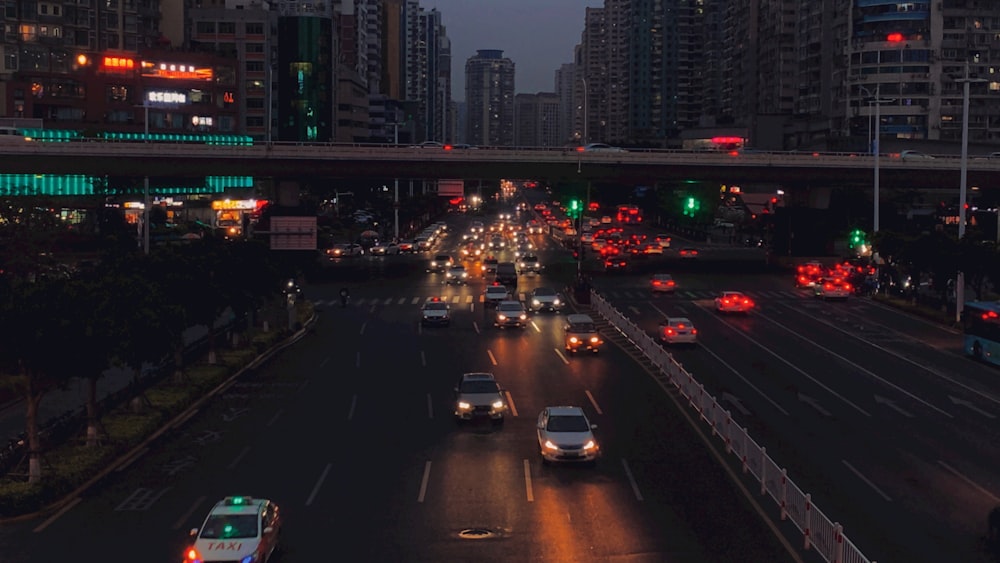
[589,290,875,563]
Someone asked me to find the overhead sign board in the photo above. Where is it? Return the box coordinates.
[269,216,316,250]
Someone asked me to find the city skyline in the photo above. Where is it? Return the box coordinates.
[428,0,603,101]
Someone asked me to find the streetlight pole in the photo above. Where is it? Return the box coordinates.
[578,77,588,145]
[955,62,987,323]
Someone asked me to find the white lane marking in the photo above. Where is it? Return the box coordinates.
[320,357,330,367]
[778,304,962,415]
[842,460,892,502]
[524,459,534,502]
[948,395,995,418]
[622,459,644,501]
[487,350,498,366]
[347,395,358,421]
[628,306,641,315]
[33,497,82,533]
[227,446,251,470]
[172,496,206,530]
[266,409,284,427]
[466,295,474,303]
[359,322,367,335]
[452,295,460,304]
[411,297,420,305]
[356,351,361,369]
[704,305,871,417]
[531,321,541,333]
[873,395,914,418]
[369,303,376,313]
[306,463,332,506]
[116,447,150,472]
[426,393,433,419]
[937,460,1000,503]
[420,350,427,367]
[585,390,603,415]
[473,321,481,334]
[417,461,432,503]
[797,393,831,417]
[506,391,518,417]
[700,345,789,416]
[553,348,569,365]
[398,297,406,305]
[383,297,392,305]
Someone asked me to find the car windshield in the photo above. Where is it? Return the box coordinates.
[460,380,499,394]
[547,414,590,432]
[499,303,523,312]
[449,267,465,273]
[435,255,450,261]
[569,323,595,332]
[534,288,556,298]
[199,514,258,539]
[424,302,448,311]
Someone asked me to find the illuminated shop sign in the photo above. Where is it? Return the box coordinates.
[211,199,257,211]
[102,56,136,73]
[147,91,187,104]
[192,116,214,127]
[141,60,214,81]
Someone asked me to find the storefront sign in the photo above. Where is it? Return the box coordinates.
[212,199,256,211]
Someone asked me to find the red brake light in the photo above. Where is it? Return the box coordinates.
[677,323,686,329]
[186,548,200,561]
[576,146,585,152]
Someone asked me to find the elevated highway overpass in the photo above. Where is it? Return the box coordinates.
[0,141,997,192]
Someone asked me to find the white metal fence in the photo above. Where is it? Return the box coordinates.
[589,290,875,563]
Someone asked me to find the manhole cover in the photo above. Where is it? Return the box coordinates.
[458,528,495,540]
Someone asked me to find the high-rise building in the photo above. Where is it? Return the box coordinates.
[514,92,561,147]
[555,63,577,144]
[465,49,515,147]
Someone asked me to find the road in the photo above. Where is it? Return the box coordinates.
[0,209,803,562]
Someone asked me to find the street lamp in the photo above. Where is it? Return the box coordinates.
[578,77,588,145]
[857,84,893,234]
[955,62,987,322]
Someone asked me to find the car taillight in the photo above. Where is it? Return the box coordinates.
[185,548,201,562]
[665,328,676,335]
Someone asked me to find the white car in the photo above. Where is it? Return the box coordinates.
[659,317,697,345]
[454,372,508,422]
[184,496,281,563]
[529,287,564,312]
[579,142,626,153]
[813,278,852,300]
[651,273,676,293]
[900,149,935,160]
[369,241,400,255]
[536,406,600,465]
[495,300,528,328]
[421,297,451,326]
[445,265,469,284]
[483,284,510,307]
[326,243,364,258]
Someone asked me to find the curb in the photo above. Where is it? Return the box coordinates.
[0,313,318,525]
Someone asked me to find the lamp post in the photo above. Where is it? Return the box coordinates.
[578,77,588,145]
[955,63,987,322]
[858,84,893,234]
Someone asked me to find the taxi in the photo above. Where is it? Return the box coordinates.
[184,496,280,563]
[421,297,451,326]
[715,291,754,313]
[650,273,676,294]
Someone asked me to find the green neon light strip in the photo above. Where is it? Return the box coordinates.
[0,175,254,196]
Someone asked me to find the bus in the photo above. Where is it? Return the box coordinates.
[616,204,643,224]
[962,300,1000,366]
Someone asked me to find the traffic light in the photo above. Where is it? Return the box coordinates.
[683,196,700,217]
[849,228,867,248]
[567,199,582,219]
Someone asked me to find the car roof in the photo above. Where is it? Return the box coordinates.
[461,372,496,381]
[498,300,523,307]
[566,314,594,324]
[209,496,266,516]
[652,273,673,278]
[667,317,693,324]
[545,405,585,417]
[721,291,745,296]
[533,286,556,293]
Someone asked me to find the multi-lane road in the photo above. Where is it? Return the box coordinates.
[1,198,997,563]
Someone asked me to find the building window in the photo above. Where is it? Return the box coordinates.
[19,24,37,42]
[219,22,235,34]
[246,97,264,109]
[196,21,216,34]
[107,84,129,102]
[245,22,263,35]
[246,43,264,54]
[246,116,263,128]
[4,52,17,70]
[219,115,234,131]
[246,60,263,73]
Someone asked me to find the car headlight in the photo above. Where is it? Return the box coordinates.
[491,400,505,409]
[497,314,507,321]
[430,261,437,267]
[590,336,599,343]
[583,440,597,451]
[532,299,540,306]
[569,336,579,343]
[552,299,560,305]
[519,314,526,320]
[543,440,559,451]
[461,272,468,278]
